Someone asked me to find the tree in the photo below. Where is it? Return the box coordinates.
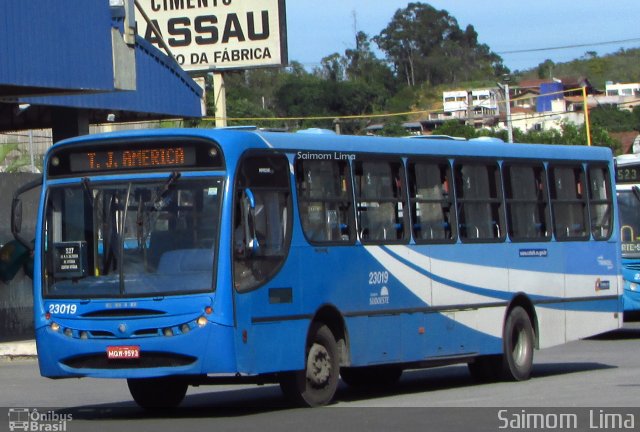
[590,104,640,132]
[0,143,34,173]
[373,2,507,87]
[537,60,555,79]
[318,53,345,82]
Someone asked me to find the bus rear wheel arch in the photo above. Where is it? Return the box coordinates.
[279,322,340,407]
[468,305,535,382]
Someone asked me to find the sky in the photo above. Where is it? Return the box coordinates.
[285,0,640,73]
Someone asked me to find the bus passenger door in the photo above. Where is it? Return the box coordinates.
[231,152,305,374]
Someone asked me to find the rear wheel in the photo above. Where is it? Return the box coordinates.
[501,306,535,381]
[468,306,534,382]
[280,323,339,407]
[127,377,188,409]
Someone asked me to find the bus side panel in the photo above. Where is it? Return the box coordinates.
[428,244,507,355]
[564,242,621,342]
[366,245,504,360]
[507,242,566,349]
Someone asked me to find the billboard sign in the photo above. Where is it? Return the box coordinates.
[137,0,287,73]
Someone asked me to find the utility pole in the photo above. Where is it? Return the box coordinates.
[466,90,473,126]
[502,75,514,143]
[582,86,592,146]
[212,72,227,128]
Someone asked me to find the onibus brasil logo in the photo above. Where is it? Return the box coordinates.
[8,408,72,431]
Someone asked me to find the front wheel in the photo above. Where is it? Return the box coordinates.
[127,377,188,409]
[279,323,340,407]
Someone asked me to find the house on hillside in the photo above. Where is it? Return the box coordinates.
[498,77,599,134]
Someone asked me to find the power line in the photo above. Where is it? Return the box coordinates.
[497,37,640,55]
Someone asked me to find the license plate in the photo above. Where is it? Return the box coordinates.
[106,345,140,359]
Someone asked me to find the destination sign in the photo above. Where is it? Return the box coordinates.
[47,138,224,178]
[69,147,195,173]
[616,166,640,183]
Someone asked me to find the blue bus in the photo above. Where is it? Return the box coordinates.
[615,154,640,313]
[12,128,622,408]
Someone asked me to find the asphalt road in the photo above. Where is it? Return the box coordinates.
[1,323,639,432]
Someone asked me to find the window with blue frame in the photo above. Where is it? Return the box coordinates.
[408,158,456,243]
[549,164,589,241]
[455,160,505,242]
[353,158,407,243]
[503,163,551,241]
[295,158,354,244]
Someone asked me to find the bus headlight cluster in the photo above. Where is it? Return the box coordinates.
[50,322,75,338]
[197,316,208,327]
[48,313,210,339]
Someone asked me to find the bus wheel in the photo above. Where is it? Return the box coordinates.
[468,306,534,382]
[279,323,339,407]
[501,306,535,381]
[340,365,403,388]
[127,377,188,409]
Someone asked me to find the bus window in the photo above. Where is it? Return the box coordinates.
[454,161,505,241]
[407,158,456,242]
[43,178,221,298]
[354,159,407,243]
[295,158,354,244]
[549,164,588,240]
[588,165,613,240]
[503,163,551,241]
[233,153,292,292]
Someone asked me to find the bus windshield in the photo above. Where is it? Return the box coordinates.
[618,188,640,258]
[43,176,222,298]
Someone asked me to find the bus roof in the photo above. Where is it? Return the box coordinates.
[51,128,614,165]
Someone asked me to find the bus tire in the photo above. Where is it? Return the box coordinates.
[127,377,188,409]
[340,365,403,388]
[501,306,535,381]
[279,323,339,407]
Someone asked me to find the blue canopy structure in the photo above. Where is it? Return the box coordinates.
[0,0,203,136]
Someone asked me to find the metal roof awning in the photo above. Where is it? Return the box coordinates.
[0,0,203,134]
[0,1,116,98]
[13,36,203,128]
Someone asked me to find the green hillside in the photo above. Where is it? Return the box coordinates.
[515,48,640,89]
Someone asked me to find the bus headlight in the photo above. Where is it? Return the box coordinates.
[197,316,208,327]
[50,322,60,332]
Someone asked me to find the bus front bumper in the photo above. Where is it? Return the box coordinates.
[35,320,237,379]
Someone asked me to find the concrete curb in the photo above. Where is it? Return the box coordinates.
[0,340,37,359]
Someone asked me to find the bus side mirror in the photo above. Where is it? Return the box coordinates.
[241,188,260,257]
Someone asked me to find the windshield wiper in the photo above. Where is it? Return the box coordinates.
[82,177,94,207]
[153,171,181,210]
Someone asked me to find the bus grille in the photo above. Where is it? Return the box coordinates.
[61,352,196,369]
